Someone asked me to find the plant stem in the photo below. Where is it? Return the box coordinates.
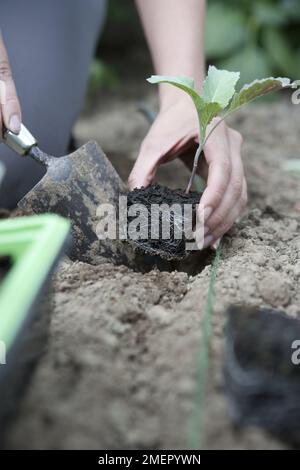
[186,143,203,193]
[204,114,226,145]
[185,114,230,194]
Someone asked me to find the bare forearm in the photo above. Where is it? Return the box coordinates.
[135,0,205,106]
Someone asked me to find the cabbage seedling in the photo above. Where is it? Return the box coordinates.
[148,66,296,193]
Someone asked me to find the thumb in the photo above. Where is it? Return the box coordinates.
[0,32,21,134]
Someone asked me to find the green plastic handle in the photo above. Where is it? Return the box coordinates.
[0,214,70,352]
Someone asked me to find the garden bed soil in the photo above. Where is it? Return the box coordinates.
[3,93,300,449]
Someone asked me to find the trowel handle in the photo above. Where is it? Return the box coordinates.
[1,124,37,156]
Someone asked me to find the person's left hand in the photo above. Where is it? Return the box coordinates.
[0,31,22,135]
[128,97,247,248]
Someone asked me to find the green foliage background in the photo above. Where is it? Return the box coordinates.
[88,0,145,95]
[89,0,300,93]
[205,0,300,84]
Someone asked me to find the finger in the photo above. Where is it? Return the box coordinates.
[128,149,159,189]
[128,132,197,189]
[205,129,244,233]
[128,137,178,189]
[198,124,232,222]
[241,177,248,207]
[0,32,21,133]
[205,178,247,245]
[161,131,198,164]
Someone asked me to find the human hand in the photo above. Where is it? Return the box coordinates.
[128,98,247,249]
[0,31,21,135]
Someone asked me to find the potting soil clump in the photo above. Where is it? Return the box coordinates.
[127,184,201,259]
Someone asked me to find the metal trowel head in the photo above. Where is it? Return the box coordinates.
[0,122,131,263]
[18,141,128,264]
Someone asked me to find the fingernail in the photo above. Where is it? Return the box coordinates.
[212,238,221,250]
[202,235,213,249]
[204,206,213,222]
[9,114,21,134]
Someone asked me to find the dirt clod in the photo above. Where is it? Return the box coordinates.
[127,184,201,259]
[259,272,292,307]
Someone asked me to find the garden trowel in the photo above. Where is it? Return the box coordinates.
[1,124,129,264]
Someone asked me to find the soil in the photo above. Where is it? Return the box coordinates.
[127,184,201,259]
[3,88,300,449]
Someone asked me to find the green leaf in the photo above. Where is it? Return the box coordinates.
[199,102,223,138]
[147,74,194,90]
[147,64,296,193]
[228,76,295,113]
[262,27,299,79]
[147,75,222,140]
[147,75,202,108]
[205,3,246,59]
[282,159,300,177]
[201,66,240,108]
[146,68,295,147]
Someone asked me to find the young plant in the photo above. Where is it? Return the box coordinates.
[148,66,296,193]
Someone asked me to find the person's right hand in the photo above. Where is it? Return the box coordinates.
[0,31,21,135]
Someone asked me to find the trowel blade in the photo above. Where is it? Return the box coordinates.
[18,141,128,263]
